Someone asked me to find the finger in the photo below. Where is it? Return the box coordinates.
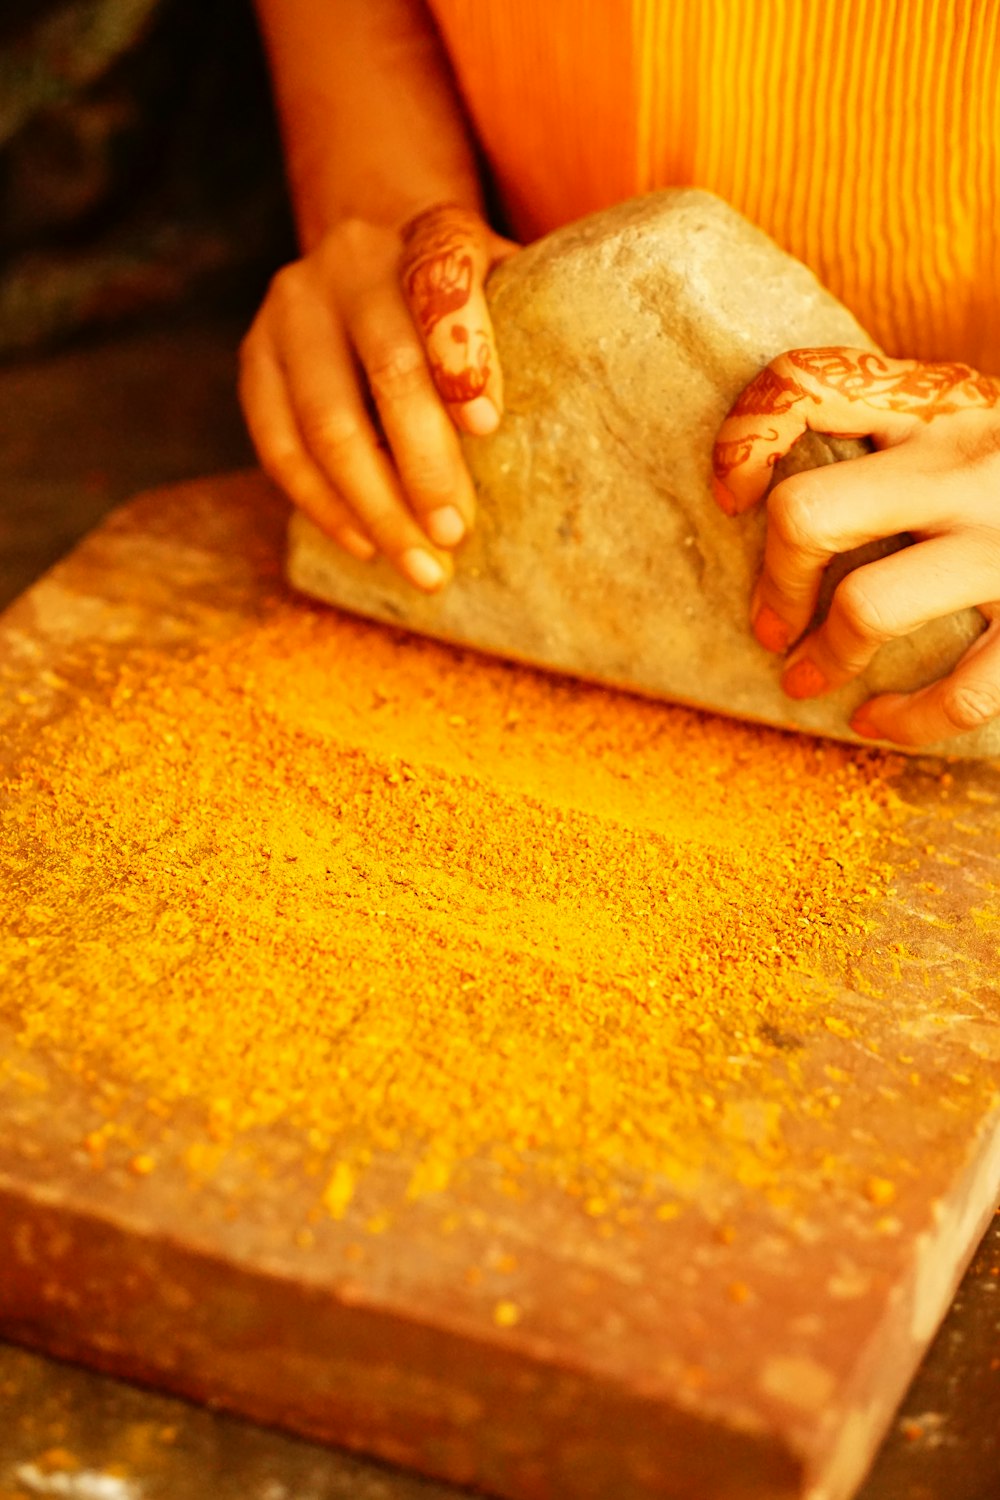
[238,331,376,561]
[778,536,997,699]
[712,348,998,516]
[273,275,452,592]
[399,204,503,437]
[850,614,1000,746]
[751,444,945,651]
[344,280,478,549]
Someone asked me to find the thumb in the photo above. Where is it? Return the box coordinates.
[399,204,510,436]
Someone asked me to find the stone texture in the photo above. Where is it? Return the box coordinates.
[3,473,1000,1500]
[287,189,998,758]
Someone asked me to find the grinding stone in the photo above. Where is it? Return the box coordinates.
[287,189,998,759]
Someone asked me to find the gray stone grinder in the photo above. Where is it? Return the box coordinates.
[288,189,999,759]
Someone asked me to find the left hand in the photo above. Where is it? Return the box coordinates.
[239,205,516,590]
[711,347,1000,746]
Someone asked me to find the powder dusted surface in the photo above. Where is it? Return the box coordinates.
[2,598,905,1213]
[3,480,1000,1500]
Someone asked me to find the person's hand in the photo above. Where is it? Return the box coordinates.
[711,348,1000,745]
[240,204,517,590]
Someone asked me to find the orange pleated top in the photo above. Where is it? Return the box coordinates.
[428,0,1000,369]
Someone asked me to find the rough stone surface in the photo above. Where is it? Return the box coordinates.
[3,474,1000,1500]
[288,189,997,758]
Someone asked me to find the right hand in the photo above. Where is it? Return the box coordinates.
[239,204,517,591]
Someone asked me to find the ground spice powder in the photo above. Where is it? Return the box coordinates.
[1,603,903,1214]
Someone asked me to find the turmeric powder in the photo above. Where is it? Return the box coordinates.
[0,601,903,1215]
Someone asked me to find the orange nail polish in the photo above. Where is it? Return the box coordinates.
[782,658,828,699]
[712,475,738,516]
[850,707,881,741]
[753,604,793,653]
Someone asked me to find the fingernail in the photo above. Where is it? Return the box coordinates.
[782,658,828,699]
[458,397,500,436]
[850,707,882,741]
[753,603,793,653]
[341,527,376,561]
[401,547,446,591]
[426,505,465,547]
[712,475,738,516]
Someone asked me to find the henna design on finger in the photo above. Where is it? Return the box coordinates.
[715,348,1000,493]
[785,348,1000,419]
[713,368,818,485]
[430,326,490,403]
[399,204,493,407]
[712,428,781,482]
[404,244,473,337]
[730,365,816,418]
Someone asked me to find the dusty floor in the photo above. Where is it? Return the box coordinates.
[0,320,997,1500]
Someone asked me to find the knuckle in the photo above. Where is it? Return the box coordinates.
[322,218,394,282]
[299,404,363,466]
[940,680,1000,733]
[768,478,826,554]
[328,216,377,259]
[770,352,798,381]
[267,263,302,309]
[408,469,455,510]
[259,441,305,490]
[366,343,428,406]
[834,571,895,644]
[953,413,1000,468]
[329,216,367,251]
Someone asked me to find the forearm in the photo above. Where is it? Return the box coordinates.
[253,0,483,249]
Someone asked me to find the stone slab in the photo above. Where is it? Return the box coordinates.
[0,473,999,1500]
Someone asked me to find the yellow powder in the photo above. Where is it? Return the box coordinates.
[0,602,903,1212]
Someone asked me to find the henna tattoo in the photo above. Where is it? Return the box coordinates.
[729,365,815,419]
[398,204,493,405]
[713,429,780,482]
[430,327,491,403]
[785,348,1000,420]
[399,204,480,336]
[714,347,1000,494]
[404,246,473,338]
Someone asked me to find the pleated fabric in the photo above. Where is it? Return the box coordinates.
[428,0,1000,368]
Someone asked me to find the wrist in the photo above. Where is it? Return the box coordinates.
[291,159,484,253]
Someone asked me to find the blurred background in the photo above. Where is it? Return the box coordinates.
[1,0,291,358]
[0,0,293,608]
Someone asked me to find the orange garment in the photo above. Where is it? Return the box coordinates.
[428,0,1000,369]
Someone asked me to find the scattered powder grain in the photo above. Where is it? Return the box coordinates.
[0,603,903,1213]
